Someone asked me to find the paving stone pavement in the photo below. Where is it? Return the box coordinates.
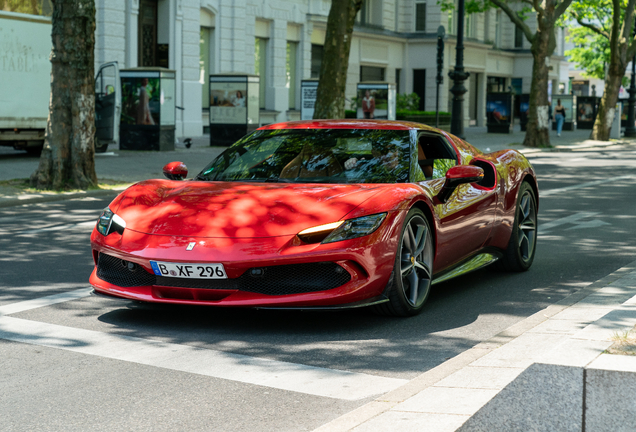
[315,263,636,432]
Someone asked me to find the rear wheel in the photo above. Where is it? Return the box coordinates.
[373,208,433,317]
[499,182,537,271]
[95,140,109,153]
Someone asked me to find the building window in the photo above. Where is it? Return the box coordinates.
[494,10,502,47]
[286,42,298,110]
[515,25,523,48]
[413,69,426,111]
[447,1,457,35]
[415,2,426,32]
[200,27,213,109]
[360,66,385,82]
[311,44,323,79]
[255,37,267,109]
[396,68,402,94]
[356,0,381,26]
[487,76,506,93]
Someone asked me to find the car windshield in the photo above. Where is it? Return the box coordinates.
[196,128,411,183]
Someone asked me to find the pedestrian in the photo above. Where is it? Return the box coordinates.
[554,99,566,136]
[362,90,375,119]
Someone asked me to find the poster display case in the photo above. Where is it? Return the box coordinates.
[119,68,175,151]
[519,94,530,132]
[552,95,577,131]
[209,74,259,146]
[576,96,599,130]
[619,99,635,128]
[301,79,318,120]
[486,93,514,133]
[356,82,396,120]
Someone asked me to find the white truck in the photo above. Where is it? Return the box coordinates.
[0,10,120,154]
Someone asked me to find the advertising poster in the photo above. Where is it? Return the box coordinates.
[210,81,247,124]
[121,77,160,125]
[357,86,389,119]
[554,97,573,121]
[301,80,318,120]
[519,94,529,123]
[577,98,596,125]
[160,78,175,126]
[486,96,511,124]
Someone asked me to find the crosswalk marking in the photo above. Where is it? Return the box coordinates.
[0,290,407,401]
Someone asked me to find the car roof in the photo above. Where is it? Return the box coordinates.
[258,119,439,131]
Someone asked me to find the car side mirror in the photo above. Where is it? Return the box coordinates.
[435,165,484,204]
[163,161,188,180]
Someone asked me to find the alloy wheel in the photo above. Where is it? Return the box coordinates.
[517,190,537,262]
[399,215,433,308]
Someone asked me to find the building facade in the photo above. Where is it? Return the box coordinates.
[24,0,572,138]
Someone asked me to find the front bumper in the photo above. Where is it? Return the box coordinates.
[89,211,403,308]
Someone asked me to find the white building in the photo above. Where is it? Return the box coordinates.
[39,0,572,138]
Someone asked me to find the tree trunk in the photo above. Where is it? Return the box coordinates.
[589,0,632,141]
[591,71,624,140]
[30,0,97,190]
[313,0,362,119]
[523,39,551,147]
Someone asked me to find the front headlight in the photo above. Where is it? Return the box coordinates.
[322,213,386,244]
[297,213,387,244]
[96,207,126,236]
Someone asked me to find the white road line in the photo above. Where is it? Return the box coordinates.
[539,211,599,233]
[0,316,407,400]
[0,288,93,316]
[540,174,635,197]
[0,289,407,400]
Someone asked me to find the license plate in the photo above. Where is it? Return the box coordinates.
[150,261,227,279]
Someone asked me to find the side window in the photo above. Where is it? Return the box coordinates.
[416,132,457,180]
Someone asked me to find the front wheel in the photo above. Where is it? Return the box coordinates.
[499,182,537,271]
[373,208,434,317]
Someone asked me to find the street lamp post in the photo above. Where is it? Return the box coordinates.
[448,0,470,139]
[436,26,445,128]
[625,55,636,137]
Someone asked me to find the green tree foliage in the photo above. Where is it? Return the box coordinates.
[438,0,573,147]
[565,27,610,80]
[565,0,636,140]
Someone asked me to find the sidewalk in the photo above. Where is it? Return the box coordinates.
[315,261,636,432]
[1,127,633,208]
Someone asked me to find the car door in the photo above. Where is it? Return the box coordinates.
[414,131,498,272]
[94,62,122,151]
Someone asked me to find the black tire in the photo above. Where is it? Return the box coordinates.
[25,146,43,156]
[95,141,109,153]
[373,208,434,317]
[498,181,537,272]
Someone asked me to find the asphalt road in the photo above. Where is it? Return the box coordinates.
[1,144,636,431]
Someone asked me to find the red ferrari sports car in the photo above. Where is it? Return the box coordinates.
[90,120,538,316]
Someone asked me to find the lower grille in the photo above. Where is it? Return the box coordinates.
[96,253,156,287]
[96,253,351,296]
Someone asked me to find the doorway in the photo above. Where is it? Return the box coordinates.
[413,69,426,111]
[138,0,158,67]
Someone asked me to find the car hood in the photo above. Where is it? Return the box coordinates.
[115,180,387,238]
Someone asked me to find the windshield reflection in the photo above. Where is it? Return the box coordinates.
[196,129,411,184]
